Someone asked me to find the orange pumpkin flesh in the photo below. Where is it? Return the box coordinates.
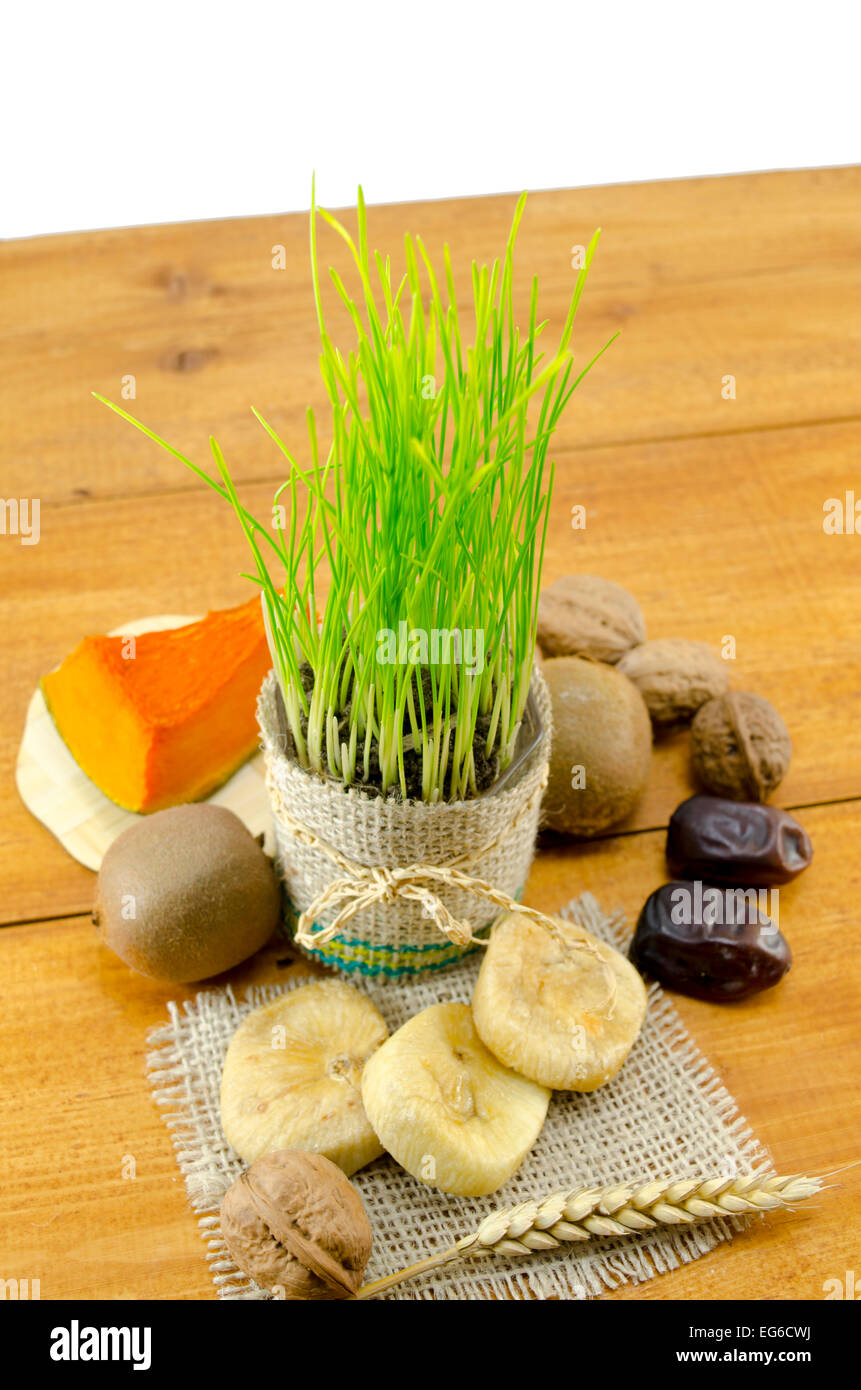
[41,596,272,813]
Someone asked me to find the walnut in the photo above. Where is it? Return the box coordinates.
[537,575,645,664]
[617,638,730,730]
[220,1150,373,1299]
[691,691,791,801]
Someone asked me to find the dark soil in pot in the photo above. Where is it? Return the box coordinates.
[272,663,505,802]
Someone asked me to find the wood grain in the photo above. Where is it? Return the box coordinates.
[2,168,860,508]
[2,420,860,923]
[0,801,857,1301]
[2,170,860,1302]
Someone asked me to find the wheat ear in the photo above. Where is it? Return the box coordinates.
[354,1171,825,1300]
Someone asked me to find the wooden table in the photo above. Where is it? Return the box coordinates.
[2,168,859,1301]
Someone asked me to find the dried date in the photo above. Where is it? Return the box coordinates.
[630,881,792,1001]
[666,794,812,886]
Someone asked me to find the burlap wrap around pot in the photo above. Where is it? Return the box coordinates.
[257,668,552,978]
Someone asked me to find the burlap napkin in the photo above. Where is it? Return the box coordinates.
[146,892,769,1300]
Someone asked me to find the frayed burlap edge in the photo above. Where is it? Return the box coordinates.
[146,892,771,1301]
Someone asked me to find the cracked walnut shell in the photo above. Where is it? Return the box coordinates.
[220,1150,373,1299]
[691,691,791,801]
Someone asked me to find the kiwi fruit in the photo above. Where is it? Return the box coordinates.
[543,656,652,836]
[93,804,281,982]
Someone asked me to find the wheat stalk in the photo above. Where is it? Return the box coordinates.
[354,1171,825,1299]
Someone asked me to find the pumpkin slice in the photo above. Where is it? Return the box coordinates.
[41,596,271,813]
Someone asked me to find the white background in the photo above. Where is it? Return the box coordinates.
[4,1,858,239]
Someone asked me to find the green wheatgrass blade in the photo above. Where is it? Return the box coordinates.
[95,187,612,799]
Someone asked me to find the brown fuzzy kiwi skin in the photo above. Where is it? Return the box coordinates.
[93,804,281,982]
[542,656,652,837]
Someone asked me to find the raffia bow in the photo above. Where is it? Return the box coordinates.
[267,776,617,1016]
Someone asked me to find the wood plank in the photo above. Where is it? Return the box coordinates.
[3,167,860,508]
[2,418,860,924]
[3,170,859,1308]
[0,801,856,1300]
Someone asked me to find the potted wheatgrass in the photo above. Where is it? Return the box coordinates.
[100,188,608,977]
